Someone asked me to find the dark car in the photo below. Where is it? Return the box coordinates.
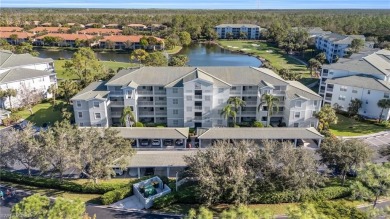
[163,139,173,146]
[140,139,150,146]
[131,140,137,147]
[175,139,184,146]
[12,124,23,131]
[144,168,154,176]
[296,139,304,147]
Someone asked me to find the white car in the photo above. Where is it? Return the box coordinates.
[152,139,161,146]
[112,167,124,176]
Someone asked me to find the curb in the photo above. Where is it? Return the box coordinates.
[340,131,390,139]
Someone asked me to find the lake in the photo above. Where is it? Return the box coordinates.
[36,43,262,67]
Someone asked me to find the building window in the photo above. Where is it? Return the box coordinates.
[293,123,299,127]
[261,117,267,121]
[173,109,178,115]
[218,99,224,104]
[186,117,192,122]
[79,123,84,127]
[95,113,101,119]
[313,100,318,106]
[338,95,346,101]
[78,112,83,118]
[340,86,347,92]
[173,99,178,104]
[93,101,99,108]
[384,93,390,98]
[217,119,223,125]
[218,88,224,93]
[294,112,300,118]
[352,89,358,93]
[172,88,178,93]
[218,109,222,115]
[310,122,316,127]
[367,90,371,94]
[312,110,317,117]
[205,96,211,101]
[186,107,192,112]
[186,96,192,101]
[173,120,178,126]
[366,100,368,104]
[295,101,301,108]
[76,101,81,107]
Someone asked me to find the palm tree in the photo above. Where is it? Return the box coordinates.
[5,88,17,110]
[258,93,280,127]
[227,97,246,114]
[47,84,58,105]
[58,80,79,104]
[308,58,322,76]
[377,99,390,122]
[220,104,237,127]
[120,106,136,127]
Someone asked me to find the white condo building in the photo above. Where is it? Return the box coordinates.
[0,50,57,109]
[315,33,366,63]
[71,66,322,128]
[215,24,261,39]
[319,49,390,120]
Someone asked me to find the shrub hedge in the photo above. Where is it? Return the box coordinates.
[0,170,130,194]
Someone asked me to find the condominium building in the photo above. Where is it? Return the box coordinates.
[215,24,260,39]
[0,50,57,109]
[319,49,390,120]
[315,33,366,63]
[71,66,322,128]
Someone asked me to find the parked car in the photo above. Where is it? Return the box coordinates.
[175,139,184,146]
[112,167,124,176]
[163,139,173,146]
[152,139,161,146]
[131,140,137,147]
[140,139,150,146]
[194,138,200,148]
[296,139,304,147]
[144,168,154,176]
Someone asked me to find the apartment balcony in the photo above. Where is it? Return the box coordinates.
[109,101,124,106]
[138,101,154,106]
[155,111,167,116]
[273,111,284,116]
[230,90,241,95]
[194,106,202,110]
[242,90,258,95]
[321,80,326,85]
[154,91,166,95]
[139,111,154,116]
[319,88,325,93]
[194,116,202,120]
[326,88,334,92]
[325,97,332,101]
[155,101,167,105]
[194,95,202,100]
[111,111,123,117]
[110,91,123,96]
[244,101,257,106]
[138,90,153,95]
[241,111,257,115]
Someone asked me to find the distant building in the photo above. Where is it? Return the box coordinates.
[0,50,57,109]
[0,27,24,32]
[315,33,365,63]
[34,33,99,47]
[127,24,147,31]
[71,66,321,128]
[215,24,261,39]
[100,35,164,50]
[319,49,390,120]
[0,31,34,45]
[78,28,122,36]
[30,26,70,34]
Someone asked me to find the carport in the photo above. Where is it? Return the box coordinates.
[109,127,189,148]
[197,127,324,148]
[127,150,196,178]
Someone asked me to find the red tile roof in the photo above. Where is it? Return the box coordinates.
[0,27,23,32]
[0,32,34,39]
[101,35,163,43]
[36,33,95,41]
[30,27,70,33]
[79,28,122,35]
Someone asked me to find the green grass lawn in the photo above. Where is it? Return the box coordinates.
[330,114,388,137]
[54,60,137,80]
[217,40,311,78]
[13,100,65,126]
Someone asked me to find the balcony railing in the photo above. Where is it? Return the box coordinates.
[154,91,166,95]
[230,90,241,95]
[194,116,202,120]
[110,91,123,95]
[138,90,153,95]
[326,88,334,92]
[241,111,256,115]
[139,111,154,116]
[138,101,154,105]
[111,112,123,116]
[194,95,202,99]
[194,106,202,110]
[110,101,124,106]
[319,89,325,93]
[244,101,257,105]
[242,90,258,95]
[322,73,328,77]
[325,97,332,101]
[155,111,167,115]
[155,101,167,105]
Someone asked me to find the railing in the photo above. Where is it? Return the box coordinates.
[138,101,154,105]
[326,88,333,92]
[138,90,153,95]
[111,112,122,116]
[321,81,326,85]
[322,73,328,77]
[139,111,154,116]
[194,116,202,120]
[155,101,167,105]
[110,91,123,95]
[325,97,332,101]
[242,90,258,95]
[194,95,202,99]
[244,101,257,105]
[241,111,256,115]
[155,111,167,115]
[110,101,124,106]
[154,91,166,95]
[319,89,325,93]
[273,111,284,116]
[194,106,202,110]
[230,90,241,95]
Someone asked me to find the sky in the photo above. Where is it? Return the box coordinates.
[1,0,390,9]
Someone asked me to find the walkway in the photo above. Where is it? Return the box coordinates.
[109,195,144,210]
[341,131,390,147]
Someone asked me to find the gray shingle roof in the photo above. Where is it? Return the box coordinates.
[286,81,322,100]
[70,81,110,100]
[129,150,195,167]
[326,75,390,92]
[0,68,54,84]
[0,50,53,69]
[320,33,365,44]
[108,127,189,139]
[107,66,288,87]
[198,127,323,139]
[215,24,260,28]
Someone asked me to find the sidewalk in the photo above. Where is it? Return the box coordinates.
[340,130,390,139]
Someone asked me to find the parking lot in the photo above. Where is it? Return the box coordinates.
[362,132,390,147]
